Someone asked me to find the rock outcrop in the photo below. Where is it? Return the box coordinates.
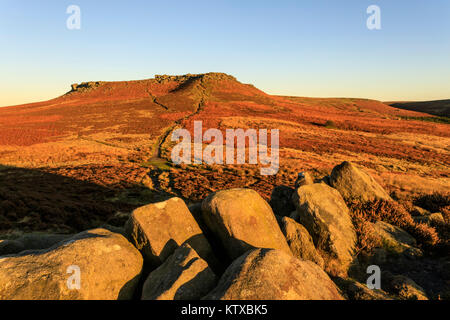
[333,277,393,300]
[201,188,291,260]
[329,161,391,202]
[154,72,236,84]
[0,229,143,300]
[382,272,428,300]
[371,221,421,255]
[141,244,217,300]
[70,81,103,92]
[203,249,344,300]
[294,172,314,189]
[291,183,356,276]
[125,197,216,269]
[277,216,324,268]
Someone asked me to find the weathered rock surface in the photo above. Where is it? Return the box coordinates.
[189,202,230,273]
[329,161,391,202]
[333,277,393,300]
[141,244,217,300]
[371,221,421,256]
[294,172,314,189]
[411,206,431,216]
[0,229,143,300]
[188,202,209,233]
[382,272,428,300]
[269,185,296,217]
[291,183,356,276]
[277,216,324,268]
[70,81,103,92]
[413,212,445,225]
[125,197,216,268]
[201,188,291,260]
[203,249,344,300]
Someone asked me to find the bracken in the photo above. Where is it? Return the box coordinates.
[348,199,440,248]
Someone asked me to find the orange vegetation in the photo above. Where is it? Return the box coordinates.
[0,73,448,234]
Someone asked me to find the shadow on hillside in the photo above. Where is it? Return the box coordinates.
[0,164,173,235]
[169,75,203,93]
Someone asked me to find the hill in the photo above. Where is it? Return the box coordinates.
[388,99,450,118]
[0,73,449,235]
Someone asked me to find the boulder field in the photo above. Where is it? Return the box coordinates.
[0,161,435,300]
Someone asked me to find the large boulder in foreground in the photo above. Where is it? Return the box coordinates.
[0,229,143,300]
[329,161,391,202]
[203,249,343,300]
[291,183,356,276]
[277,216,324,268]
[142,244,217,300]
[125,197,216,268]
[201,188,291,260]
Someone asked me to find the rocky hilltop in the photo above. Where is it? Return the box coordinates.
[1,161,448,300]
[66,72,242,97]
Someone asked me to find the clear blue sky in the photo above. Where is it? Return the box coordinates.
[0,0,449,106]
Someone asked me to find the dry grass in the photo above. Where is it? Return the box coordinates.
[414,192,450,213]
[0,73,448,238]
[348,200,440,249]
[351,215,382,255]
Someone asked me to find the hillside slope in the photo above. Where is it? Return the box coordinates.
[0,73,449,234]
[388,100,450,118]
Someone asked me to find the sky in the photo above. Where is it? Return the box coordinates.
[0,0,449,107]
